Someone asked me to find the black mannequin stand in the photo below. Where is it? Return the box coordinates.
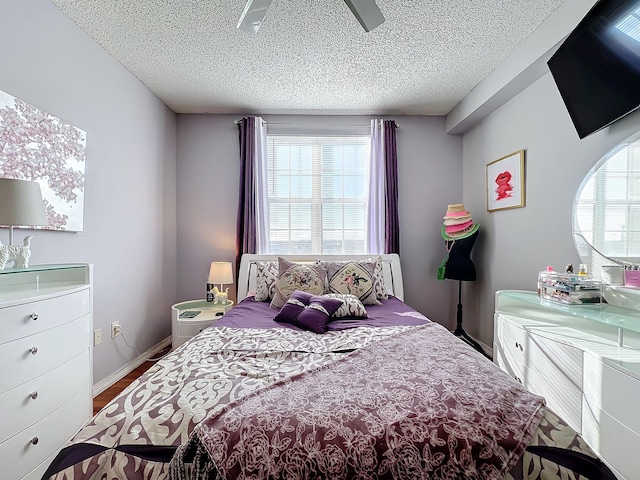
[442,229,487,357]
[452,280,486,355]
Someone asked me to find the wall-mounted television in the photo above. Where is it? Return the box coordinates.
[547,0,640,139]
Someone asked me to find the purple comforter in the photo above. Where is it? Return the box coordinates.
[170,323,545,480]
[44,298,600,480]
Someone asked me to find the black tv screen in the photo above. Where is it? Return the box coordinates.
[547,0,640,139]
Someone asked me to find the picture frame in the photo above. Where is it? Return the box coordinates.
[486,149,525,212]
[0,88,87,231]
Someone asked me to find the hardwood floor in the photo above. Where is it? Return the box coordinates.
[93,346,171,415]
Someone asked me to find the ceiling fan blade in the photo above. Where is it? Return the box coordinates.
[237,0,274,33]
[343,0,385,32]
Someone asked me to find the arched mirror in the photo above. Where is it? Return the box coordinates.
[573,131,640,294]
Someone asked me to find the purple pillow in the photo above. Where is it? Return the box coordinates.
[274,290,344,334]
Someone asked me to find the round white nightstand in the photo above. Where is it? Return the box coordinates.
[171,299,234,349]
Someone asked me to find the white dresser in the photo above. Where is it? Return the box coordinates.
[494,290,640,480]
[0,264,93,480]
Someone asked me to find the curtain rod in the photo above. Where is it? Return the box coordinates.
[234,120,399,128]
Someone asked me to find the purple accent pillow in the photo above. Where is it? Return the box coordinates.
[274,290,344,334]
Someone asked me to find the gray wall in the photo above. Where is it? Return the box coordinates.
[462,73,640,347]
[175,114,464,329]
[0,0,178,384]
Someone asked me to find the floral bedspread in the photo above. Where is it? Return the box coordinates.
[45,322,601,480]
[169,323,545,480]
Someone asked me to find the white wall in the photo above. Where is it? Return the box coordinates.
[175,114,465,329]
[0,0,178,384]
[462,73,640,347]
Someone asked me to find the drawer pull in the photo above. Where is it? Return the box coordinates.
[29,346,38,355]
[30,437,39,445]
[31,312,39,321]
[30,391,39,400]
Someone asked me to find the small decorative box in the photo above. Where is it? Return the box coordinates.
[537,271,602,305]
[624,269,640,287]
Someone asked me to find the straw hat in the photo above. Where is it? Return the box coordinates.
[441,204,479,240]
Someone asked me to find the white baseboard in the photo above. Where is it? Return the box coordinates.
[92,336,171,397]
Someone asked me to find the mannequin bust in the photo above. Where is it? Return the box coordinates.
[444,229,479,282]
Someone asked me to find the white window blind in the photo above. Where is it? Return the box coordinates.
[265,132,370,255]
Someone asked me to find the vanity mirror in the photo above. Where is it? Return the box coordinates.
[573,131,640,309]
[573,131,640,269]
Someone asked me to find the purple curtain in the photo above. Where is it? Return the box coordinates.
[384,120,400,254]
[235,117,257,277]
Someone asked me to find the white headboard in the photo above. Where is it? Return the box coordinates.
[237,254,404,302]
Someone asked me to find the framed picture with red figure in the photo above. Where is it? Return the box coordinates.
[486,149,525,212]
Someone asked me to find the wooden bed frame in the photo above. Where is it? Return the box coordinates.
[237,253,404,301]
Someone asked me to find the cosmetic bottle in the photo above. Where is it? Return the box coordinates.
[578,264,588,276]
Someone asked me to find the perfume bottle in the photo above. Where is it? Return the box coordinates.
[578,264,588,276]
[206,283,214,302]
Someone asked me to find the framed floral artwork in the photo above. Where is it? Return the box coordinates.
[0,88,86,231]
[486,149,525,212]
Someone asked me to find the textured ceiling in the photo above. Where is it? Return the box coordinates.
[49,0,567,115]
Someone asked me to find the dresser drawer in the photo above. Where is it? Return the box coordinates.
[494,344,525,382]
[0,384,91,480]
[583,354,640,437]
[496,314,583,390]
[495,343,582,433]
[0,348,90,443]
[0,314,90,393]
[582,397,637,480]
[0,289,90,345]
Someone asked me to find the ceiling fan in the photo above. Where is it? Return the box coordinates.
[237,0,385,34]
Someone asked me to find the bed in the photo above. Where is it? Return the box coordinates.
[43,254,614,480]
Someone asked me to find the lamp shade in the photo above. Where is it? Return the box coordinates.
[208,261,233,285]
[0,178,48,227]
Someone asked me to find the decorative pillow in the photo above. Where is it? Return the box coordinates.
[270,257,327,309]
[371,256,389,301]
[254,261,278,301]
[324,258,380,305]
[274,290,343,334]
[323,293,368,318]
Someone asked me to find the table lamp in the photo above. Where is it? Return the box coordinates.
[0,178,48,269]
[207,261,233,303]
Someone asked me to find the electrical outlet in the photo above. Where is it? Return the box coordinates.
[111,321,121,338]
[94,328,103,346]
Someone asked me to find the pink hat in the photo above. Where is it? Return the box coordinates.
[445,220,473,233]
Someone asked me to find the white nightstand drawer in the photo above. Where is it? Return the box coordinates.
[0,349,90,443]
[178,320,216,338]
[0,289,90,345]
[0,314,90,393]
[497,314,583,389]
[0,384,91,480]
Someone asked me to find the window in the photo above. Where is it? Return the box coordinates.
[265,133,370,255]
[576,138,640,257]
